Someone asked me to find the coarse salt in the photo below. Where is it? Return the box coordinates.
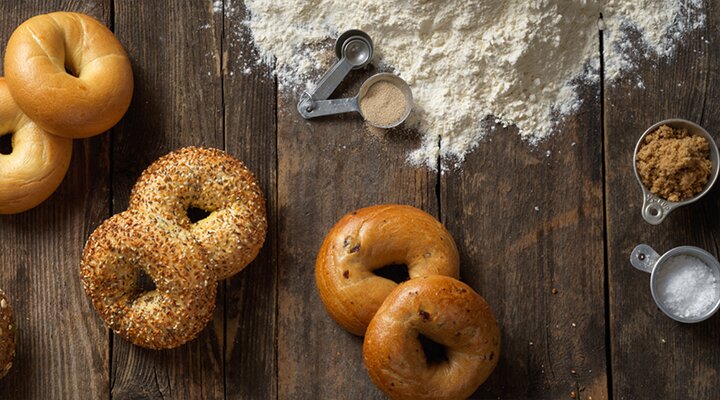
[655,255,719,319]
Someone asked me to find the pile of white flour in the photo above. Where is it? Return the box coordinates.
[234,0,705,169]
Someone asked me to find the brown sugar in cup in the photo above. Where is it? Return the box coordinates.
[636,124,712,202]
[633,119,720,225]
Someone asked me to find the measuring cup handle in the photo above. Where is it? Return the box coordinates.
[309,57,353,101]
[641,194,672,225]
[298,97,358,119]
[630,244,660,273]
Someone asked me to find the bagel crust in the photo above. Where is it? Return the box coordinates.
[0,77,72,214]
[0,290,15,379]
[316,205,460,336]
[81,210,217,349]
[364,276,500,400]
[4,12,133,138]
[129,147,267,281]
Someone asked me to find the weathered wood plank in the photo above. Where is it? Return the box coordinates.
[222,1,278,398]
[0,2,111,399]
[111,1,225,398]
[276,63,437,398]
[441,84,609,396]
[605,7,720,399]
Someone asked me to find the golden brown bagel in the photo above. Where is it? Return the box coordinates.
[316,205,460,336]
[129,147,267,281]
[81,210,217,349]
[363,276,500,400]
[0,77,72,214]
[4,12,133,138]
[0,290,15,379]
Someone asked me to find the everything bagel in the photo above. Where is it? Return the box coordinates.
[0,77,72,214]
[4,12,133,138]
[363,275,500,400]
[316,205,460,336]
[81,210,217,349]
[129,147,267,281]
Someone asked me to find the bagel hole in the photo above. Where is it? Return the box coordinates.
[136,269,157,293]
[187,207,211,223]
[0,133,12,155]
[418,334,449,366]
[64,61,79,78]
[373,264,409,284]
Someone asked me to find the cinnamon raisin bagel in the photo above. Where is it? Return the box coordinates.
[0,77,72,214]
[4,12,133,138]
[81,210,217,349]
[0,290,15,378]
[316,205,460,336]
[129,147,267,281]
[363,276,500,400]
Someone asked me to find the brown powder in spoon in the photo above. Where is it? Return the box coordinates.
[359,80,407,127]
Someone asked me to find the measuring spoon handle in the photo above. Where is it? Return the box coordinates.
[298,97,359,119]
[310,57,353,101]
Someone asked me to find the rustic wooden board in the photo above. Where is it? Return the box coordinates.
[604,6,720,399]
[276,63,437,398]
[222,0,278,398]
[441,83,609,397]
[0,2,111,399]
[111,1,225,398]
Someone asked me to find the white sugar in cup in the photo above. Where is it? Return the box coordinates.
[631,244,720,323]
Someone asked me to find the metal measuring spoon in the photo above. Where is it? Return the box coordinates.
[297,29,373,114]
[298,73,413,129]
[633,119,720,225]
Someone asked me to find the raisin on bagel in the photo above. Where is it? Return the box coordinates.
[316,205,460,336]
[363,275,500,400]
[4,12,133,138]
[0,77,72,215]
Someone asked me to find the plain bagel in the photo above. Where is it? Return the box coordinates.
[0,77,72,214]
[316,205,460,336]
[363,276,500,400]
[4,12,133,138]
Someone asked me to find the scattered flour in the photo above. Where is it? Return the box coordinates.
[229,0,705,169]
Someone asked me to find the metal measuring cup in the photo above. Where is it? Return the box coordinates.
[631,244,720,323]
[298,72,413,128]
[633,119,720,225]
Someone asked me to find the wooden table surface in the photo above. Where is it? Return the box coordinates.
[0,1,719,399]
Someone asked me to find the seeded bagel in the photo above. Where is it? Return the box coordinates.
[81,210,217,349]
[129,147,267,281]
[0,290,15,378]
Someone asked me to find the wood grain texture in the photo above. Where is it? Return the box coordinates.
[441,84,609,397]
[605,5,720,399]
[110,1,224,398]
[0,2,111,399]
[276,62,437,398]
[222,1,278,398]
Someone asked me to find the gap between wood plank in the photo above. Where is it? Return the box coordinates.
[598,12,614,400]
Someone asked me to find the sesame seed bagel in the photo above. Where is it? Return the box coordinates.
[81,210,217,350]
[129,147,267,281]
[363,276,500,400]
[0,77,72,215]
[0,290,15,379]
[4,12,133,138]
[316,205,460,336]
